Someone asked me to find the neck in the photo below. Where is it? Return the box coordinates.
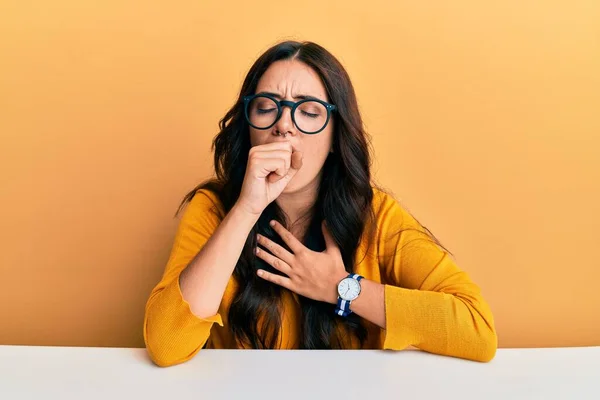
[275,175,321,240]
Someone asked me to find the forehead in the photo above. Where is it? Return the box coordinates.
[255,59,328,101]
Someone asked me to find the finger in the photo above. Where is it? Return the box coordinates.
[250,158,287,180]
[262,158,287,177]
[255,245,292,275]
[251,150,291,172]
[257,269,292,290]
[269,154,301,186]
[290,146,303,171]
[268,172,286,184]
[259,157,288,181]
[265,147,303,190]
[269,220,305,255]
[321,220,340,254]
[252,142,293,153]
[256,233,295,264]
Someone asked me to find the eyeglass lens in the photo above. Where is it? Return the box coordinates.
[247,96,328,133]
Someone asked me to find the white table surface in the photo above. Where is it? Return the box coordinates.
[0,345,599,400]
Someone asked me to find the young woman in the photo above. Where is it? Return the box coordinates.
[143,41,497,367]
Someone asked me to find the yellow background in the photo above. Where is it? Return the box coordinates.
[1,1,599,348]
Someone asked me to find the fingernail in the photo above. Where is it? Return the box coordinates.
[255,247,260,255]
[257,270,263,277]
[270,220,275,227]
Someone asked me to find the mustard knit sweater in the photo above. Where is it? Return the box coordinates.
[144,187,497,366]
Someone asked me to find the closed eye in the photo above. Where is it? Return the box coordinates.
[300,110,319,118]
[257,108,277,115]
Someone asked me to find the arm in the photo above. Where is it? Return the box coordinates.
[345,279,386,329]
[353,194,497,362]
[179,201,258,318]
[143,190,258,367]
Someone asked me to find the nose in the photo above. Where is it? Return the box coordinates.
[272,104,296,136]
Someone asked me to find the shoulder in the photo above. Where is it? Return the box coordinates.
[181,186,226,224]
[370,186,417,230]
[369,186,448,258]
[191,187,223,208]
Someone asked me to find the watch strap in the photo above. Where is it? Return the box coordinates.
[335,274,363,317]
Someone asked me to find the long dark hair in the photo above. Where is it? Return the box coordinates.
[176,41,448,349]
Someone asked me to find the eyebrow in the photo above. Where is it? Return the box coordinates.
[257,91,326,102]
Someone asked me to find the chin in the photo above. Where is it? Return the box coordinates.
[281,177,303,194]
[281,183,297,193]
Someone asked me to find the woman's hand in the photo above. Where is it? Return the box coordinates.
[255,219,348,304]
[235,142,303,216]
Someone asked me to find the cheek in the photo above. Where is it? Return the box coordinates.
[249,127,265,147]
[303,140,329,159]
[312,127,334,157]
[301,134,333,169]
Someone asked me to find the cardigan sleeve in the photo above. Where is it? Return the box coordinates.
[143,189,224,367]
[375,193,498,362]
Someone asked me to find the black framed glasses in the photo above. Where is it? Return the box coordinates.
[243,93,336,134]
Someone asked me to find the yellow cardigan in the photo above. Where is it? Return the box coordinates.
[144,187,497,366]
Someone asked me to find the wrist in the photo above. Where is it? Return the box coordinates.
[328,271,349,304]
[333,273,366,318]
[230,202,261,226]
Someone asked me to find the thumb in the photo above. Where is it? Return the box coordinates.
[322,220,340,254]
[270,147,303,186]
[288,147,303,175]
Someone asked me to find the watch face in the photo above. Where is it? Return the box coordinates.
[338,277,361,301]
